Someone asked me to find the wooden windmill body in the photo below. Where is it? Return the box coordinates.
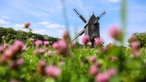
[73,9,105,46]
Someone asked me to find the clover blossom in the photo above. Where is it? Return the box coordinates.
[108,25,123,41]
[44,41,49,47]
[94,38,104,47]
[89,64,99,76]
[81,35,89,45]
[45,65,61,78]
[34,40,43,46]
[24,22,31,28]
[37,60,46,76]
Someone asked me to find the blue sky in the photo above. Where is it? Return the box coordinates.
[0,0,146,45]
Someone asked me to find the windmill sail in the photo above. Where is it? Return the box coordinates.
[94,11,106,24]
[73,28,85,41]
[73,9,87,23]
[73,21,89,41]
[98,11,106,19]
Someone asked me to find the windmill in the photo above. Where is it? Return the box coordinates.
[73,9,106,46]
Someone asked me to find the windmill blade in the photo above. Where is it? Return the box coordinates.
[94,11,106,24]
[73,28,85,41]
[73,21,89,41]
[98,11,106,19]
[73,8,87,23]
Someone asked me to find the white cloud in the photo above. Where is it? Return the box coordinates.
[39,22,64,28]
[33,29,47,34]
[1,16,10,19]
[32,28,62,38]
[108,0,121,3]
[14,24,23,28]
[0,19,10,24]
[46,24,64,28]
[58,30,64,34]
[38,22,50,25]
[12,24,30,32]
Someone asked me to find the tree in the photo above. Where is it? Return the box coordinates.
[128,32,146,48]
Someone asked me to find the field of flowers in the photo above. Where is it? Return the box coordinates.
[0,23,146,82]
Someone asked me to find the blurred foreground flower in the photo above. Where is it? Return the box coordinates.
[48,50,53,56]
[44,41,49,47]
[94,38,104,47]
[87,56,97,63]
[29,38,34,42]
[39,48,45,54]
[131,41,140,50]
[96,72,109,82]
[52,40,69,56]
[129,35,137,42]
[37,60,46,76]
[24,22,31,28]
[96,68,117,82]
[89,64,99,76]
[108,25,123,41]
[9,79,20,82]
[82,35,89,45]
[106,68,117,77]
[45,65,61,78]
[16,58,24,65]
[0,45,4,54]
[2,40,25,62]
[2,35,5,39]
[71,41,76,46]
[52,30,70,56]
[34,40,43,47]
[10,58,24,69]
[63,30,69,41]
[110,56,118,62]
[33,50,38,56]
[130,41,140,57]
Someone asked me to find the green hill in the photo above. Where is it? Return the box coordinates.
[0,27,59,44]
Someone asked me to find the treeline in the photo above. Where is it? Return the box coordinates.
[128,32,146,48]
[0,27,59,44]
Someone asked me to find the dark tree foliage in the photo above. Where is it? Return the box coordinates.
[0,27,59,43]
[128,32,146,48]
